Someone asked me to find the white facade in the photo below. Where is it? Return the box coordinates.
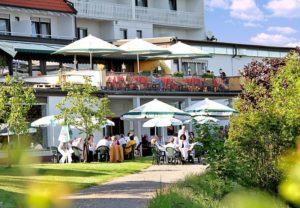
[179,44,290,76]
[0,6,76,39]
[71,0,205,40]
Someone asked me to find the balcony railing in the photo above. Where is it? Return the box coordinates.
[105,72,242,92]
[135,6,202,28]
[72,0,132,21]
[70,0,202,28]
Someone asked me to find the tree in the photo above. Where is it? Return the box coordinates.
[56,77,113,137]
[0,76,36,143]
[224,51,300,192]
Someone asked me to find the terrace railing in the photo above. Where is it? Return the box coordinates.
[104,72,242,93]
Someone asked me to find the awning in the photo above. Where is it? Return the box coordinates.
[0,40,65,57]
[0,42,17,57]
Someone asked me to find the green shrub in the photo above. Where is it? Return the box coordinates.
[173,72,184,77]
[223,52,300,192]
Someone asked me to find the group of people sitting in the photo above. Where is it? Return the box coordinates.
[57,133,139,163]
[151,126,202,164]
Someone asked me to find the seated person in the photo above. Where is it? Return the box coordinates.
[118,134,127,146]
[58,141,73,163]
[125,135,137,155]
[136,134,151,156]
[165,136,177,149]
[178,134,189,161]
[150,72,163,90]
[150,136,165,152]
[83,135,95,163]
[96,136,111,149]
[109,136,124,162]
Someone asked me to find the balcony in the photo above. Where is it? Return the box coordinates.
[70,0,203,28]
[104,72,242,93]
[135,6,202,28]
[72,0,132,21]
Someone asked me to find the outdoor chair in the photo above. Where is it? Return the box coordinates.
[50,146,62,163]
[71,146,82,163]
[96,146,109,162]
[165,147,179,165]
[127,144,136,160]
[151,145,165,165]
[194,145,204,164]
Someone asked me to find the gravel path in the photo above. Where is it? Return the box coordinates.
[67,164,207,208]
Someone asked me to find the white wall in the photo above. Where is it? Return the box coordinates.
[77,19,102,37]
[0,9,75,39]
[114,20,153,39]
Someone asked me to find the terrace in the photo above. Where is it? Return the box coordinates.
[104,72,242,93]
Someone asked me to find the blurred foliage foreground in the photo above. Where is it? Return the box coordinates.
[0,148,151,208]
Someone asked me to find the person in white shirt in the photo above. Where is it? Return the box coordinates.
[118,134,127,146]
[58,142,73,163]
[178,134,189,161]
[96,136,111,148]
[178,126,189,143]
[165,136,177,149]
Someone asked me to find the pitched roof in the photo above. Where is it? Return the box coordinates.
[0,0,76,13]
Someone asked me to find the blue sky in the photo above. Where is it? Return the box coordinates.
[205,0,300,46]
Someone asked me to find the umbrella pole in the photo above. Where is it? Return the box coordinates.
[52,126,55,147]
[90,53,92,70]
[73,55,77,70]
[137,53,140,74]
[18,134,20,145]
[162,127,165,145]
[178,58,182,72]
[155,127,156,136]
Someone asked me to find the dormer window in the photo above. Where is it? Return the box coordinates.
[0,14,10,35]
[31,17,51,38]
[135,0,148,7]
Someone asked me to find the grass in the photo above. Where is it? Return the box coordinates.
[148,172,241,208]
[0,157,152,208]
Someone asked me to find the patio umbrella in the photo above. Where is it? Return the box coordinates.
[119,38,170,74]
[122,99,191,121]
[31,115,61,146]
[147,41,211,72]
[143,117,183,144]
[54,34,124,69]
[194,116,219,124]
[185,98,237,117]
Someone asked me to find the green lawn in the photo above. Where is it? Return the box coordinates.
[0,157,152,208]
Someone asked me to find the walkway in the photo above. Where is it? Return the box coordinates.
[67,164,207,208]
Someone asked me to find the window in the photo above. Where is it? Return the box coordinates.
[135,0,148,7]
[0,14,10,35]
[31,17,51,38]
[120,28,127,39]
[169,0,177,10]
[77,28,88,39]
[136,30,142,38]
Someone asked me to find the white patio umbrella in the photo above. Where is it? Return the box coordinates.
[119,38,170,73]
[122,99,191,121]
[147,41,211,72]
[194,116,219,124]
[185,98,237,116]
[54,34,124,69]
[143,117,183,144]
[31,115,61,146]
